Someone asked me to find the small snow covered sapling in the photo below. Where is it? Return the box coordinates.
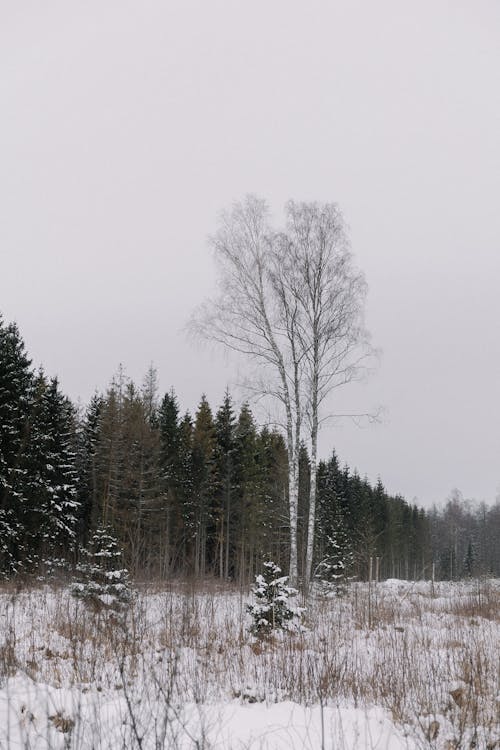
[247,561,304,637]
[71,526,133,611]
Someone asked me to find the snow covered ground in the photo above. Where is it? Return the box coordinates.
[0,579,499,749]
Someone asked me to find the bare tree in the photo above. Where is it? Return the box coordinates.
[280,201,373,589]
[192,196,373,588]
[191,196,304,583]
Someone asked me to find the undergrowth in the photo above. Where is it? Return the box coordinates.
[0,578,498,749]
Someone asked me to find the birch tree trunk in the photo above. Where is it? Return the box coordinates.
[287,413,300,585]
[304,403,318,588]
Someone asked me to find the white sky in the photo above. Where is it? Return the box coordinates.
[1,0,499,508]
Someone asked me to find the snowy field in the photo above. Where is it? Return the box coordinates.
[0,579,499,749]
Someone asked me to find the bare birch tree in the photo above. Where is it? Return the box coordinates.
[191,196,303,584]
[280,201,373,589]
[192,196,373,588]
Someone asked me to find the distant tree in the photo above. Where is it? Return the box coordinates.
[371,479,389,554]
[159,389,180,492]
[114,379,162,576]
[233,403,261,582]
[315,452,353,592]
[213,391,236,579]
[483,500,500,575]
[88,370,164,576]
[255,425,289,572]
[142,364,160,427]
[463,538,476,578]
[191,396,216,576]
[440,490,468,580]
[177,411,195,572]
[158,388,181,576]
[94,380,123,529]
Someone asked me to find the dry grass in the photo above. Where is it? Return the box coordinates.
[0,578,499,749]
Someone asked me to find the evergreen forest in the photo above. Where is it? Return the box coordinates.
[1,314,499,583]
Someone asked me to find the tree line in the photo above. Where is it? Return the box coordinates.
[2,313,498,583]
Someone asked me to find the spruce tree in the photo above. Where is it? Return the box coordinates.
[158,388,181,575]
[75,393,103,547]
[23,374,79,567]
[0,317,33,573]
[234,403,261,582]
[256,426,289,571]
[177,411,195,572]
[315,452,353,593]
[213,391,236,578]
[94,382,123,528]
[371,478,390,561]
[191,396,216,576]
[315,507,352,595]
[71,525,132,610]
[247,561,303,637]
[159,389,180,493]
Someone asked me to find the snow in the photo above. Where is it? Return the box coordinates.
[0,579,498,749]
[0,676,415,749]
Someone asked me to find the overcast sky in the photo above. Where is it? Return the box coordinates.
[1,1,499,508]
